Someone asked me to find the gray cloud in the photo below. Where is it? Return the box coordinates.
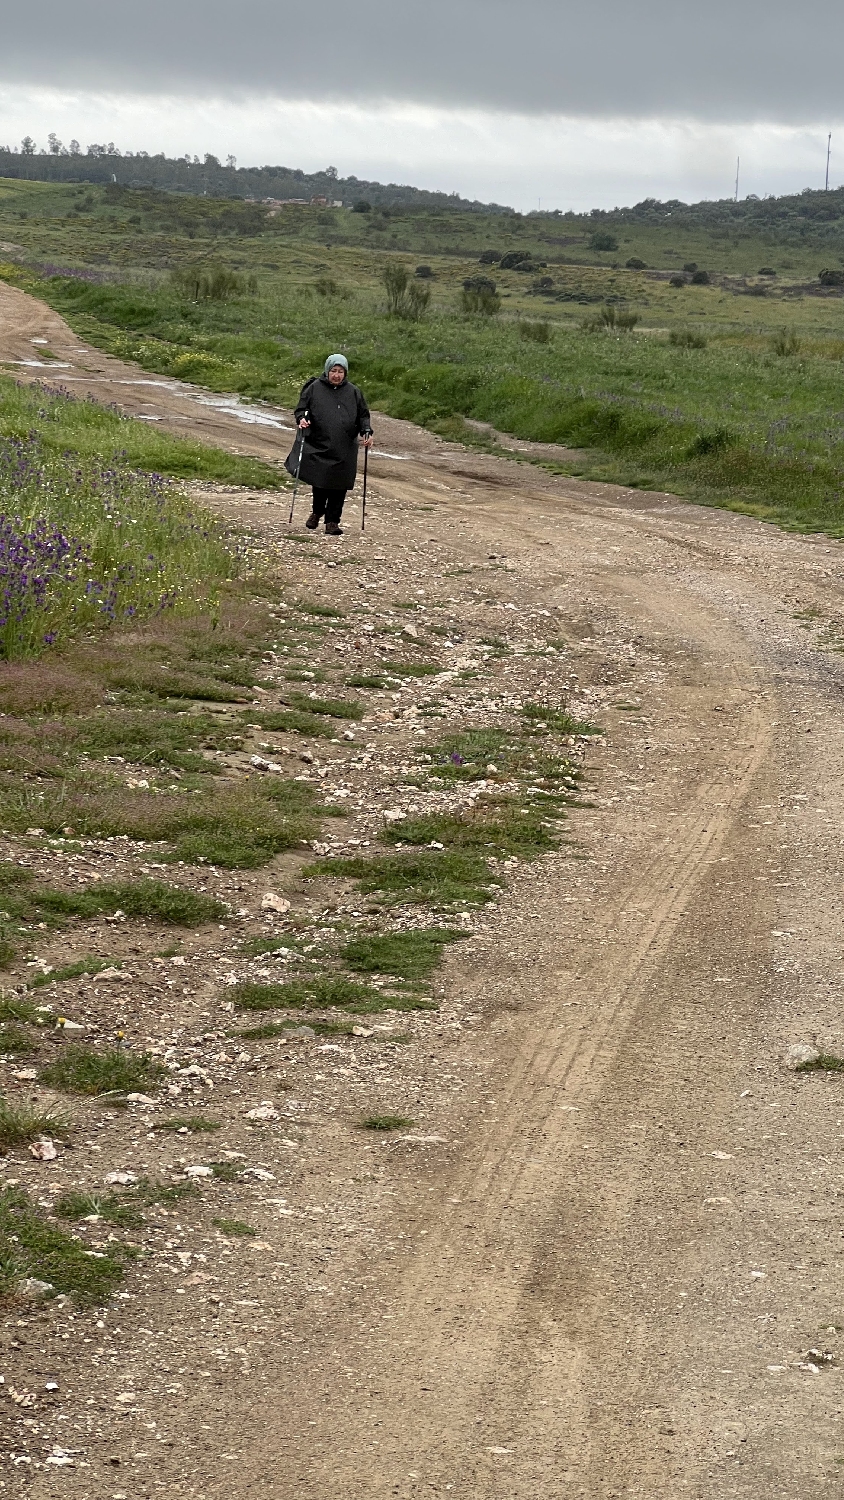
[2,1,841,122]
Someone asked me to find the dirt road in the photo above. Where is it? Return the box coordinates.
[3,280,844,1496]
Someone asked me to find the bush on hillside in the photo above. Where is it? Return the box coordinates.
[589,232,618,251]
[461,275,500,315]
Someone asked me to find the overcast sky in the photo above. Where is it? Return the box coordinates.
[0,1,841,210]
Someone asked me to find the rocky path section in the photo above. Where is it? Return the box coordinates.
[1,282,844,1497]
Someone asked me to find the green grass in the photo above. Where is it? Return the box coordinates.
[0,872,225,961]
[40,1043,165,1096]
[54,1188,142,1227]
[213,1217,257,1236]
[385,662,441,678]
[231,973,436,1014]
[796,1053,844,1073]
[0,379,243,658]
[12,778,325,871]
[242,708,336,739]
[360,1114,413,1131]
[521,703,600,736]
[27,956,120,989]
[0,1023,38,1055]
[0,370,282,490]
[384,799,561,857]
[0,1098,67,1152]
[342,927,464,980]
[305,849,497,906]
[347,674,388,689]
[284,692,363,720]
[153,1115,221,1132]
[0,1184,127,1304]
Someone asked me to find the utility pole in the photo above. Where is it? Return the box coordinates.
[826,133,832,191]
[735,156,740,202]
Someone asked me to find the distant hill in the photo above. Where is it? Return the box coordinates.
[0,146,513,214]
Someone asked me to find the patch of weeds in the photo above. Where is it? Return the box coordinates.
[0,1024,38,1056]
[0,873,225,947]
[209,1160,241,1182]
[284,668,327,683]
[243,708,335,739]
[9,774,323,871]
[0,1185,127,1305]
[796,1053,844,1073]
[385,799,561,858]
[40,1044,165,1097]
[153,1116,221,1132]
[423,728,511,780]
[231,974,436,1015]
[54,1189,142,1228]
[297,600,344,618]
[346,674,387,689]
[0,1099,67,1153]
[480,635,508,649]
[522,703,600,736]
[28,957,119,989]
[305,849,496,906]
[75,709,242,773]
[387,662,441,678]
[285,692,363,720]
[239,933,321,959]
[213,1217,256,1236]
[342,927,464,981]
[0,996,50,1025]
[361,1114,413,1131]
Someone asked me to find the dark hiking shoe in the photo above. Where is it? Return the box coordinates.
[305,513,320,530]
[324,521,343,536]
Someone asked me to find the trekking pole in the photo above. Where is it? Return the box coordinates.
[288,418,307,527]
[361,442,369,533]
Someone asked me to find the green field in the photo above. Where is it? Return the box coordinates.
[4,176,844,533]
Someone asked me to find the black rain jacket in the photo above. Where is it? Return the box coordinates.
[286,374,371,490]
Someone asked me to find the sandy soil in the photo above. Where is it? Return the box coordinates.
[2,279,844,1497]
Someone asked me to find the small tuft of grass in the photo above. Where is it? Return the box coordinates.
[305,849,496,906]
[0,1185,127,1305]
[386,662,441,678]
[40,1044,165,1097]
[360,1114,413,1131]
[242,708,335,739]
[54,1189,141,1227]
[0,1099,67,1153]
[296,599,344,618]
[521,703,600,736]
[284,692,363,720]
[796,1053,844,1073]
[384,799,561,858]
[28,957,119,990]
[0,1024,38,1055]
[209,1160,241,1182]
[153,1115,221,1133]
[213,1216,257,1236]
[231,973,436,1015]
[346,674,387,689]
[0,996,50,1025]
[343,927,464,981]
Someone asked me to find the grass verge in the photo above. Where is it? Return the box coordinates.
[0,1185,128,1305]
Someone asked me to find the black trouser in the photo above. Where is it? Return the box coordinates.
[311,487,347,524]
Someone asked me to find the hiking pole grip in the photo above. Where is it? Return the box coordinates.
[288,417,307,527]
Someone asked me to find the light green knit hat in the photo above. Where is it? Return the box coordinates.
[324,353,349,375]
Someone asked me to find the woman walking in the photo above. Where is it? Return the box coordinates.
[287,354,373,535]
